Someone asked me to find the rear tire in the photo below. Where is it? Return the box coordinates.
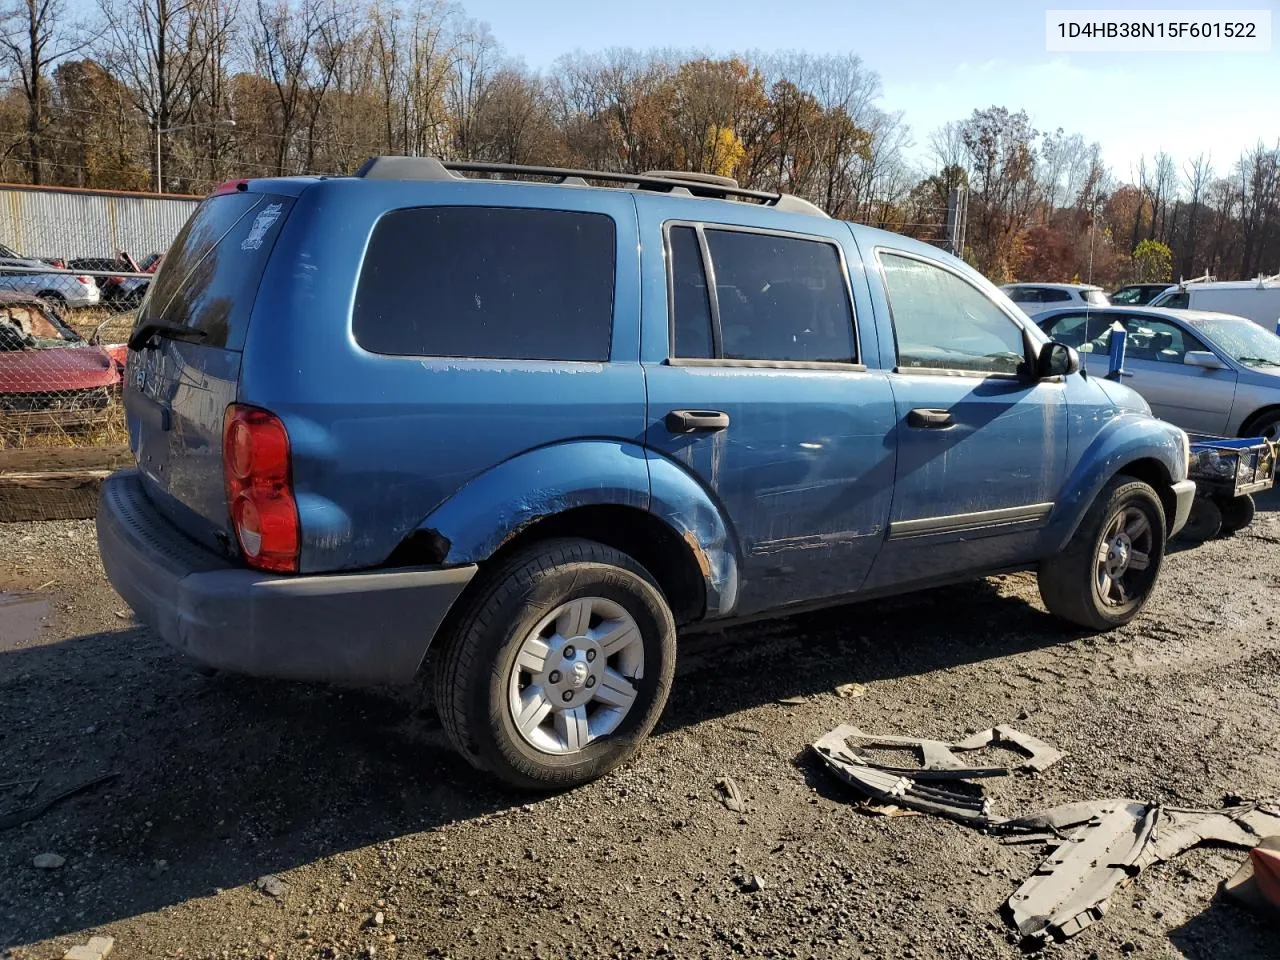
[1039,476,1166,631]
[432,537,676,791]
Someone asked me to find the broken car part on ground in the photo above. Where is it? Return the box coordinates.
[812,722,1280,943]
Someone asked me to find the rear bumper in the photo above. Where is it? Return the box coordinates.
[96,469,476,685]
[1169,479,1196,538]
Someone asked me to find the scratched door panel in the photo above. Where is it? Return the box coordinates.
[861,373,1069,590]
[643,365,897,616]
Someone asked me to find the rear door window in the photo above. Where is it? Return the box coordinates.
[700,228,856,363]
[138,192,294,350]
[353,206,616,361]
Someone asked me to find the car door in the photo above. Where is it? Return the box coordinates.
[1109,313,1237,433]
[638,204,897,618]
[861,248,1069,590]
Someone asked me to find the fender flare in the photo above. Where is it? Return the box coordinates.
[1041,413,1186,552]
[417,440,742,617]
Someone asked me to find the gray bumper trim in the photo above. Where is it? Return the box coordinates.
[1168,479,1196,538]
[96,469,476,685]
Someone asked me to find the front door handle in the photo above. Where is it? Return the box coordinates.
[666,409,730,433]
[907,408,953,429]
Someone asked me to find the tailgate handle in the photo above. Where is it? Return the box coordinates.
[666,409,730,433]
[907,408,953,429]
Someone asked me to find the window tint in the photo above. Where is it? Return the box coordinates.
[1081,289,1108,305]
[1043,288,1072,302]
[354,206,616,361]
[138,192,293,350]
[702,229,855,362]
[880,253,1028,375]
[668,226,713,359]
[1006,286,1038,303]
[1159,292,1190,309]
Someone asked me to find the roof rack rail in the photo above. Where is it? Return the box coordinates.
[352,155,830,218]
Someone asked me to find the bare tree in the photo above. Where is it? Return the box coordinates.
[1180,153,1213,277]
[95,0,226,190]
[1,0,85,182]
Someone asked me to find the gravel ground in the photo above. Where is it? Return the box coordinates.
[1,500,1279,960]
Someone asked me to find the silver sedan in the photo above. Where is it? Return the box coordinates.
[1035,305,1280,439]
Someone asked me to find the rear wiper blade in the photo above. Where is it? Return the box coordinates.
[127,320,207,352]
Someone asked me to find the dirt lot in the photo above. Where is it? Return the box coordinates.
[1,500,1279,960]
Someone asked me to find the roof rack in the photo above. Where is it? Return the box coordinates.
[1176,271,1215,287]
[352,156,829,218]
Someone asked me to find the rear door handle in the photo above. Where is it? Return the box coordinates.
[666,409,730,433]
[907,408,953,429]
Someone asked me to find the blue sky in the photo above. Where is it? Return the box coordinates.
[462,0,1279,181]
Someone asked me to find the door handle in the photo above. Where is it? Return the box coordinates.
[906,408,953,429]
[666,409,730,433]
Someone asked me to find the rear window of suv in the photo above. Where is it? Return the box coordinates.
[137,191,293,350]
[353,206,616,361]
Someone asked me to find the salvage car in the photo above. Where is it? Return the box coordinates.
[999,282,1109,316]
[1035,305,1280,439]
[97,159,1194,791]
[0,292,124,428]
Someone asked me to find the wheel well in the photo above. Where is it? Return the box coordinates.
[1239,405,1280,437]
[486,505,707,625]
[1116,457,1175,528]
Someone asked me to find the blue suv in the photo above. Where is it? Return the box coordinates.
[97,158,1195,790]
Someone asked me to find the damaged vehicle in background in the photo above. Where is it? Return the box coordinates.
[97,158,1195,791]
[0,292,124,431]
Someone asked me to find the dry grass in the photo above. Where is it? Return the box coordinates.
[0,393,127,451]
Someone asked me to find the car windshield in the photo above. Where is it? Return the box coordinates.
[1191,316,1280,367]
[1082,289,1109,305]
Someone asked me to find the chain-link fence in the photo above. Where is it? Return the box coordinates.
[0,261,161,449]
[0,184,194,449]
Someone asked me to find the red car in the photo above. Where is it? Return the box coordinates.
[0,291,125,429]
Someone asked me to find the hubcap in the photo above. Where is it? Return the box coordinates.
[1095,505,1155,607]
[507,597,645,756]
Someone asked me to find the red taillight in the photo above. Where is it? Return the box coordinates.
[222,404,299,573]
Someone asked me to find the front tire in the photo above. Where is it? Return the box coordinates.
[1039,476,1166,630]
[433,538,676,791]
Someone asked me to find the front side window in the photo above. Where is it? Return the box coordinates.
[1082,289,1109,305]
[1006,286,1039,303]
[880,252,1028,376]
[1110,287,1141,304]
[1041,312,1096,348]
[354,206,617,361]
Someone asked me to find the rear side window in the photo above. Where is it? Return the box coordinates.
[668,226,714,359]
[667,224,856,364]
[138,192,293,350]
[353,206,616,361]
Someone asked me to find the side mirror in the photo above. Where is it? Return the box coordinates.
[1184,350,1227,370]
[1037,340,1081,379]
